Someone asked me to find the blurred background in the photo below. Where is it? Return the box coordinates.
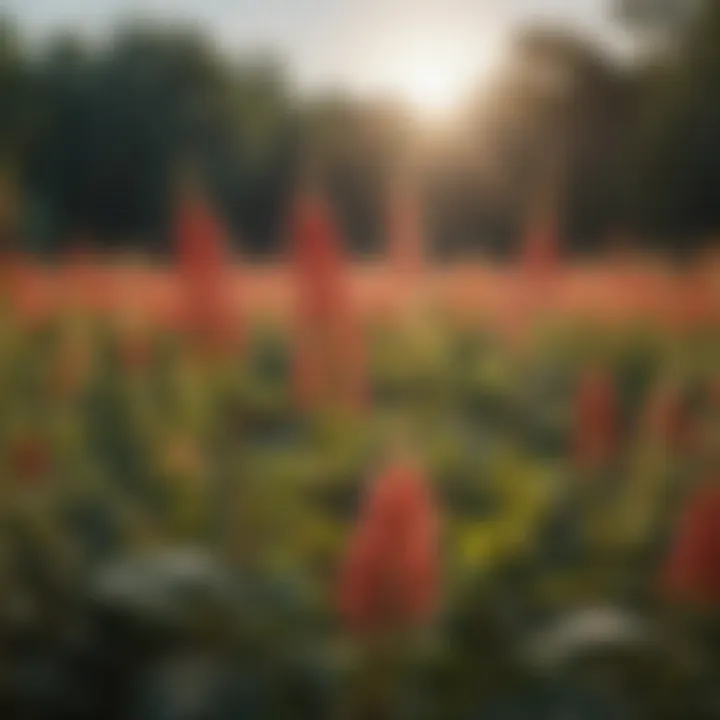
[0,0,717,260]
[0,1,718,719]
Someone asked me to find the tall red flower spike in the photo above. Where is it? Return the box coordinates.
[174,190,238,354]
[662,480,720,606]
[522,213,558,285]
[289,191,364,410]
[573,367,618,473]
[338,458,439,633]
[388,184,424,283]
[289,191,347,327]
[641,379,693,454]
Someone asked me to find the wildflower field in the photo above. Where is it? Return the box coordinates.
[0,189,717,718]
[0,280,718,717]
[4,0,720,714]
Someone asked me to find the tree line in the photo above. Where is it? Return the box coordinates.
[0,0,719,260]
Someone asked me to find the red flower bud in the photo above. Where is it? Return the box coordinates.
[338,459,440,633]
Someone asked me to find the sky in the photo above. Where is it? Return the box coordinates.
[5,0,627,101]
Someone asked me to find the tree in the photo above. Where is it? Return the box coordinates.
[624,0,720,254]
[27,24,298,255]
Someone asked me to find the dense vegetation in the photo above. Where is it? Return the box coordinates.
[0,304,717,717]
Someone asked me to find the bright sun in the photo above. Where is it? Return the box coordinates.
[389,39,500,117]
[402,59,469,115]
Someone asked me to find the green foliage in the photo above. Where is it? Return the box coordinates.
[1,310,712,604]
[0,307,715,717]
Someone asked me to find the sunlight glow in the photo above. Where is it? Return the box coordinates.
[387,36,501,117]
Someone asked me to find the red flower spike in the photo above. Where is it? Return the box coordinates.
[662,480,720,607]
[288,191,365,411]
[174,191,239,354]
[289,192,348,327]
[338,459,440,633]
[642,379,693,454]
[573,367,618,473]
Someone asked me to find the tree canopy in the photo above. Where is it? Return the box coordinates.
[0,4,719,260]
